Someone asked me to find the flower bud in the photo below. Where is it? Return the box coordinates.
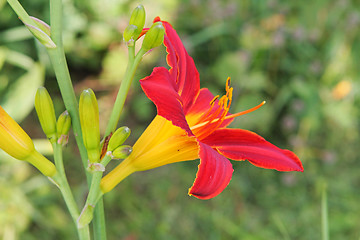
[141,22,165,51]
[0,106,56,176]
[123,24,138,44]
[57,111,71,145]
[79,89,100,163]
[111,145,132,159]
[0,106,35,159]
[22,18,56,48]
[30,16,51,36]
[129,5,145,36]
[107,126,131,152]
[35,87,57,143]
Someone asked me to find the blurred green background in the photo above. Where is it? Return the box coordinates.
[1,0,360,239]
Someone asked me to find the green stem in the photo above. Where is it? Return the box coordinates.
[93,45,145,239]
[78,156,112,229]
[47,0,88,173]
[321,184,329,240]
[104,46,146,137]
[52,143,90,240]
[6,0,93,239]
[93,199,107,240]
[6,0,37,26]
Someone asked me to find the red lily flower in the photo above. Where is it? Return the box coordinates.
[100,18,303,199]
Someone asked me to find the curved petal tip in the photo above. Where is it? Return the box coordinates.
[188,143,233,200]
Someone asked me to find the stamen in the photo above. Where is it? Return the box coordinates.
[226,77,231,92]
[224,101,266,120]
[210,95,219,105]
[190,101,266,131]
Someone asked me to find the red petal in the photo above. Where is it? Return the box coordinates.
[202,129,303,172]
[140,67,193,135]
[161,21,200,114]
[189,142,234,200]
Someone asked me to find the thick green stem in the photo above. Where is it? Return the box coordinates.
[48,0,88,173]
[104,46,147,137]
[93,199,107,240]
[78,156,112,229]
[52,143,90,240]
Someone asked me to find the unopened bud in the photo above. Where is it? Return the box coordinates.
[141,22,165,51]
[79,89,100,163]
[123,24,138,44]
[0,106,56,176]
[107,127,131,152]
[30,16,51,36]
[111,145,132,159]
[22,17,56,48]
[35,87,57,143]
[0,106,35,159]
[129,5,145,37]
[57,111,71,145]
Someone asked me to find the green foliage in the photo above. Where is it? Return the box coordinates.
[1,0,360,239]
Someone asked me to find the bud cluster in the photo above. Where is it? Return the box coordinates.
[123,4,165,51]
[106,126,132,159]
[35,87,72,145]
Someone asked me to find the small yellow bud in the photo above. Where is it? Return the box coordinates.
[141,22,165,51]
[79,89,100,163]
[35,87,57,143]
[107,126,131,152]
[57,111,71,145]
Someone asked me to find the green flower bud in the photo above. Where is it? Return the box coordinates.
[123,24,138,44]
[141,22,165,51]
[107,126,131,152]
[35,87,57,143]
[57,111,71,145]
[22,20,56,48]
[129,4,145,36]
[30,16,51,36]
[111,145,132,159]
[79,89,100,163]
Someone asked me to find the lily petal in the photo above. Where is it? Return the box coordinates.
[140,67,193,135]
[162,20,200,114]
[189,142,233,199]
[202,128,303,172]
